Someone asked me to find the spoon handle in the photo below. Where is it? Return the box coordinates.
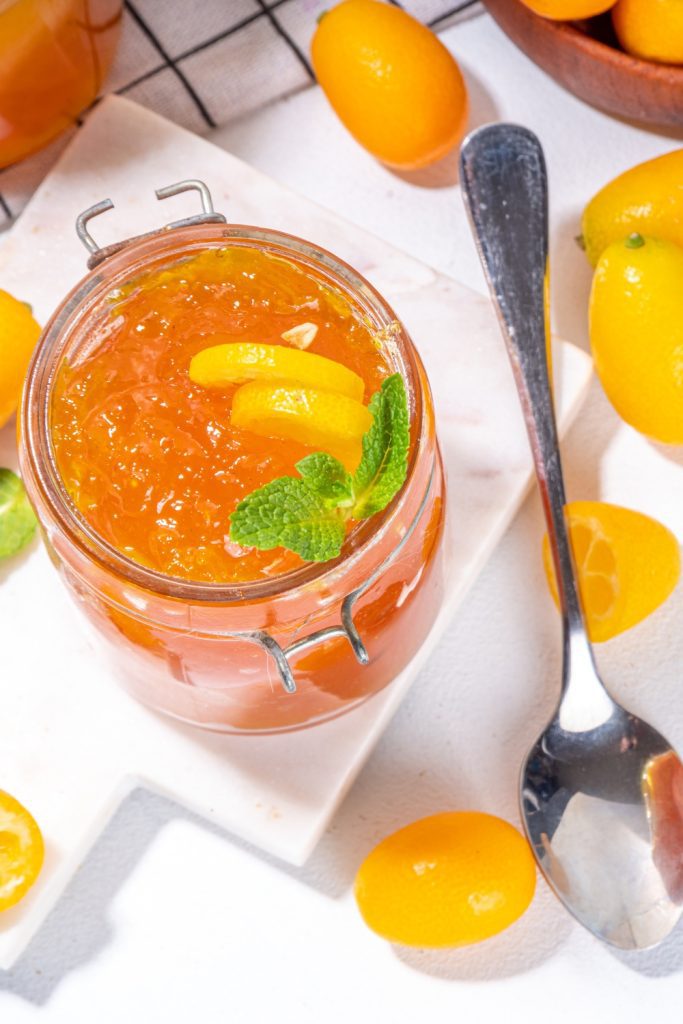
[459,124,588,652]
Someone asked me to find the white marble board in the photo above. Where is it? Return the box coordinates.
[0,97,591,968]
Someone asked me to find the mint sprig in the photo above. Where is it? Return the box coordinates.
[0,468,37,560]
[352,373,410,519]
[229,374,410,562]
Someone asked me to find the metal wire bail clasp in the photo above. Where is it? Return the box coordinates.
[75,180,227,269]
[234,463,435,695]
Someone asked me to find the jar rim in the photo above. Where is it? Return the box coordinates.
[22,222,428,605]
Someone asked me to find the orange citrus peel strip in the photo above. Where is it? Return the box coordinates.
[189,341,365,403]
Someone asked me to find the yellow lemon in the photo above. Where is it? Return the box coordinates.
[230,382,372,470]
[582,149,683,266]
[355,812,536,947]
[543,501,680,642]
[0,290,41,428]
[589,233,683,443]
[189,341,364,402]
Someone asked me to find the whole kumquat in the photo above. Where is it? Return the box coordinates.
[311,0,468,170]
[612,0,683,64]
[520,0,615,18]
[581,150,683,266]
[355,812,536,947]
[589,234,683,443]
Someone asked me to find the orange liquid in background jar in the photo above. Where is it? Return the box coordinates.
[40,238,445,733]
[0,0,121,169]
[51,246,391,583]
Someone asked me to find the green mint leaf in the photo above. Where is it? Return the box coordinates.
[230,476,346,562]
[0,468,37,560]
[228,374,410,563]
[296,452,354,506]
[352,373,409,519]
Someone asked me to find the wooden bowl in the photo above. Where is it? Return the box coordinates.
[483,0,683,129]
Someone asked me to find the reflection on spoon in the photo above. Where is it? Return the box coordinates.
[644,750,683,903]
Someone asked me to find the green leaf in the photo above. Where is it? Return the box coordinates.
[351,373,409,519]
[229,476,346,562]
[0,468,37,560]
[296,452,354,506]
[227,374,411,564]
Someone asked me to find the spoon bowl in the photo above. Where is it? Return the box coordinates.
[460,123,683,950]
[525,699,682,949]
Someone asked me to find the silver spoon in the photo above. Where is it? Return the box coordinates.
[460,123,683,950]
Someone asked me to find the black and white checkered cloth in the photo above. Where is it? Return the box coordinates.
[0,0,481,228]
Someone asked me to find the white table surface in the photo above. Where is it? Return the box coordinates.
[2,8,683,1020]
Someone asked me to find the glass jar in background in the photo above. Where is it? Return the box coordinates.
[20,207,446,734]
[0,0,122,168]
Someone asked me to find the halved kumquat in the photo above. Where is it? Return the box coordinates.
[189,341,364,403]
[231,382,372,470]
[543,501,680,642]
[0,790,44,911]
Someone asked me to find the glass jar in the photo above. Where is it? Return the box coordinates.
[20,185,446,733]
[0,0,122,168]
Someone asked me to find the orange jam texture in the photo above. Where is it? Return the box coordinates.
[50,246,391,583]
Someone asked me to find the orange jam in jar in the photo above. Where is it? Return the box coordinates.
[0,0,122,169]
[22,218,445,733]
[50,246,390,584]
